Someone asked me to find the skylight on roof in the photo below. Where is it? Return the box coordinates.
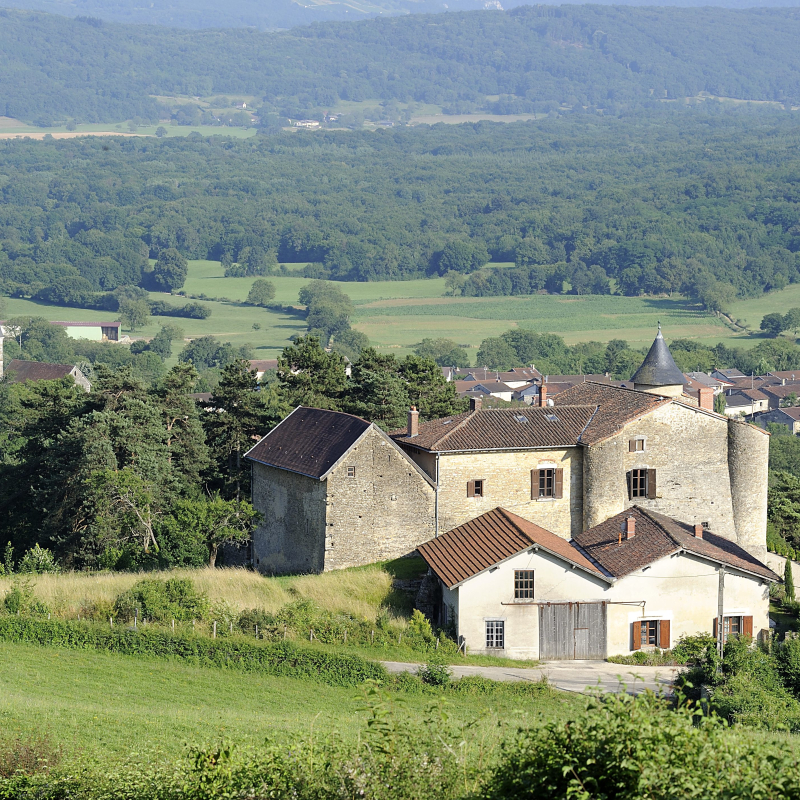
[514,415,528,423]
[441,419,453,425]
[545,413,560,422]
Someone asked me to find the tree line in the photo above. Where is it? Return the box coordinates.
[0,336,462,569]
[0,111,799,309]
[2,6,800,125]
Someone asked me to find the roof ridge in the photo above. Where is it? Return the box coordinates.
[432,408,477,449]
[494,507,537,547]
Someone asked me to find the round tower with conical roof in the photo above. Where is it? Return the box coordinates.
[630,324,686,398]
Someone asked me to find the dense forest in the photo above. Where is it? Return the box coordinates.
[2,5,800,124]
[1,111,799,307]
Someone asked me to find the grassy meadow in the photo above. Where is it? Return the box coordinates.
[7,258,800,362]
[0,640,577,767]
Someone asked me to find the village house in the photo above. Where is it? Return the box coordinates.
[1,358,91,391]
[755,406,800,435]
[394,329,768,564]
[722,388,770,417]
[417,505,777,659]
[245,406,435,574]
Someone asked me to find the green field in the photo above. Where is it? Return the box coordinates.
[0,641,577,766]
[7,259,799,362]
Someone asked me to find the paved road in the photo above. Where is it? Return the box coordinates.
[382,660,678,695]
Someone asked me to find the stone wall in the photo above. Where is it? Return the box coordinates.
[582,434,626,530]
[728,419,769,561]
[436,448,582,539]
[618,404,738,542]
[251,463,327,574]
[324,428,436,570]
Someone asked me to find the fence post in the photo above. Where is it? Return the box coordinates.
[134,616,137,629]
[371,630,374,644]
[110,617,113,628]
[172,619,175,632]
[310,629,314,642]
[398,633,402,645]
[436,637,439,650]
[283,625,287,641]
[344,629,347,644]
[230,622,233,634]
[255,624,258,639]
[213,621,217,639]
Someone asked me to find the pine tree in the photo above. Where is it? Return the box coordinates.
[786,558,795,601]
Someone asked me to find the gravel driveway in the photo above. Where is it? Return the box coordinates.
[382,660,678,695]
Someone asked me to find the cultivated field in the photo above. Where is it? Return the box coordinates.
[7,259,797,362]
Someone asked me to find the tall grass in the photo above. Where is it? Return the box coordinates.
[0,566,398,623]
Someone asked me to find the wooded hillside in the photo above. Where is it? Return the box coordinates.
[1,5,800,124]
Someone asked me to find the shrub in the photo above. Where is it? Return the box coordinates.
[2,578,48,616]
[484,691,800,800]
[417,657,452,687]
[113,578,210,623]
[237,608,275,637]
[776,634,800,696]
[0,617,387,687]
[16,545,59,575]
[672,633,718,665]
[0,732,63,778]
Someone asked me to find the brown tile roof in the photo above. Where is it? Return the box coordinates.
[552,382,669,445]
[761,384,800,399]
[5,359,77,383]
[730,388,768,401]
[418,507,604,588]
[769,371,800,381]
[249,359,278,372]
[574,506,778,581]
[245,406,371,479]
[767,407,800,421]
[391,406,596,452]
[454,380,514,394]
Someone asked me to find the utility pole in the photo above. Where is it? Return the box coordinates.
[717,566,726,667]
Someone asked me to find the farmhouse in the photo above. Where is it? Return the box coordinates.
[0,320,120,342]
[245,407,435,574]
[418,506,778,659]
[1,358,91,391]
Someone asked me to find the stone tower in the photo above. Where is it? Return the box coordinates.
[631,325,686,398]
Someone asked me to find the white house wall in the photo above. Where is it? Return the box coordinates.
[448,547,770,660]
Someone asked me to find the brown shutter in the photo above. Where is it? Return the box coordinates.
[659,620,670,649]
[713,617,718,638]
[647,469,657,499]
[626,471,633,500]
[554,469,564,499]
[629,439,636,452]
[632,621,642,650]
[467,480,475,498]
[531,469,537,500]
[742,616,753,637]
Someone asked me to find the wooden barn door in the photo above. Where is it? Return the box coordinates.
[539,602,607,660]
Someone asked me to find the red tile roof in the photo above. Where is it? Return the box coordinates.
[574,506,778,581]
[552,382,669,445]
[245,406,371,479]
[391,406,596,452]
[417,507,604,588]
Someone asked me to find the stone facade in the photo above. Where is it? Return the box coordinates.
[251,427,435,574]
[435,448,582,539]
[399,401,770,561]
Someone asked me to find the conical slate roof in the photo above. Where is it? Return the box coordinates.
[631,326,686,387]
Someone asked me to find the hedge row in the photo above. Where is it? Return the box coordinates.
[0,616,387,687]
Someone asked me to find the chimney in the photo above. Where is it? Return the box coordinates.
[698,386,714,411]
[469,396,482,412]
[538,385,548,408]
[693,523,704,539]
[625,516,636,539]
[407,406,419,437]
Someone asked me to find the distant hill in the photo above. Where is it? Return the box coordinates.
[1,5,800,124]
[1,0,799,30]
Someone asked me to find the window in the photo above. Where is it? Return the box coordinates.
[629,438,645,452]
[485,620,504,649]
[628,468,656,499]
[467,479,486,498]
[633,619,670,650]
[714,615,753,643]
[346,466,356,478]
[514,570,535,599]
[533,468,563,499]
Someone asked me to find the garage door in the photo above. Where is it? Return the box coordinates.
[538,602,607,660]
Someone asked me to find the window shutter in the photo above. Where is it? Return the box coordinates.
[632,621,642,650]
[626,471,633,500]
[647,469,657,499]
[531,469,537,500]
[629,439,636,452]
[467,480,475,498]
[742,616,753,637]
[713,617,718,638]
[659,620,670,649]
[554,469,564,499]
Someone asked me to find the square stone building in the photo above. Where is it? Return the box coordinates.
[245,407,435,574]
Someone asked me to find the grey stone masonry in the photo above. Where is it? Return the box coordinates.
[250,424,435,574]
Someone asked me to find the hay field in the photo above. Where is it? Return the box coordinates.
[0,565,395,621]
